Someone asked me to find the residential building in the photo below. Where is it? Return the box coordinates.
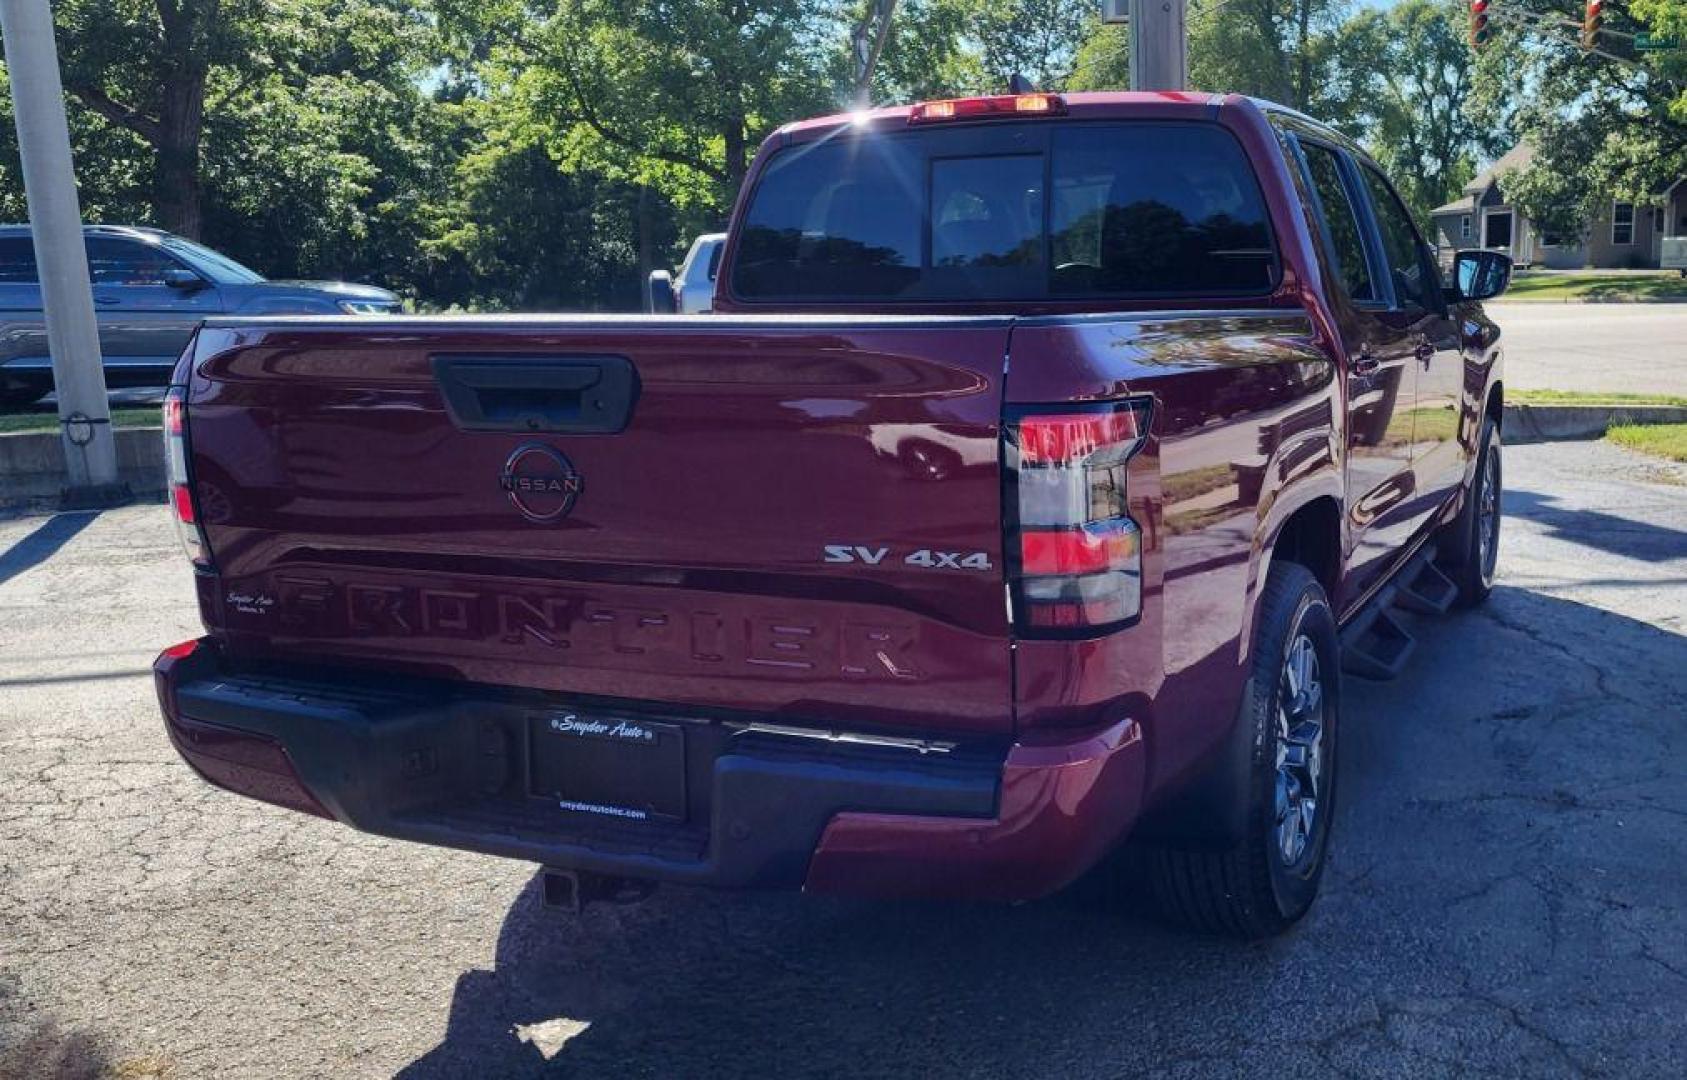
[1430,144,1686,269]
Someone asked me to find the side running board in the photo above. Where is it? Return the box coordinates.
[1339,548,1458,681]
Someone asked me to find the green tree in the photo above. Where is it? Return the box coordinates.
[1340,0,1502,218]
[1471,0,1687,243]
[868,0,1104,100]
[419,94,662,311]
[449,0,846,215]
[973,0,1095,89]
[1066,20,1129,91]
[4,1,435,241]
[867,0,987,101]
[1190,0,1358,120]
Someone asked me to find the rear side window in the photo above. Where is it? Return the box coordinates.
[734,136,922,299]
[0,237,38,283]
[1299,143,1376,304]
[1047,126,1274,296]
[732,122,1277,302]
[86,237,178,286]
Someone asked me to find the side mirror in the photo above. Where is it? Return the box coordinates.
[162,267,207,290]
[645,270,677,314]
[1452,249,1511,302]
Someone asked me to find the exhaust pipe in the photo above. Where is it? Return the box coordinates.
[540,867,656,914]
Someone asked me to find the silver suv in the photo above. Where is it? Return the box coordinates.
[0,224,400,407]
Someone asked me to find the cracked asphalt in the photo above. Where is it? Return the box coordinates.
[2,439,1684,1079]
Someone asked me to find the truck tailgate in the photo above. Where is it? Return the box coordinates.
[184,316,1014,736]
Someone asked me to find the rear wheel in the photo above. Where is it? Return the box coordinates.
[1141,561,1340,939]
[1440,417,1501,608]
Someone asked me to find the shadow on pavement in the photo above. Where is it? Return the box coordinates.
[0,1010,114,1080]
[398,583,1687,1080]
[1505,487,1687,564]
[399,882,1204,1080]
[0,512,99,587]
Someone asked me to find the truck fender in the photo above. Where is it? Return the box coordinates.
[1239,433,1343,669]
[1137,464,1339,847]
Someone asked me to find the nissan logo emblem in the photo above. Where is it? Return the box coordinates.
[499,444,583,523]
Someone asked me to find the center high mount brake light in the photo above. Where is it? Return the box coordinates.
[908,94,1067,124]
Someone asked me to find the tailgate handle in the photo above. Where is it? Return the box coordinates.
[432,354,639,434]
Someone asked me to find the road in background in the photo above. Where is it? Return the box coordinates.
[1486,303,1687,396]
[2,439,1683,1079]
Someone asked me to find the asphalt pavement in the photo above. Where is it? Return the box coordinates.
[2,439,1685,1079]
[1484,303,1687,397]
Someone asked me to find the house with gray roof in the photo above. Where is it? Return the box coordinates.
[1429,144,1686,269]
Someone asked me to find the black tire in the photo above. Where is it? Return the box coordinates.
[1439,417,1501,608]
[1141,561,1341,940]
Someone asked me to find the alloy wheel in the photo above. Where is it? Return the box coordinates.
[1478,445,1501,586]
[1274,633,1326,868]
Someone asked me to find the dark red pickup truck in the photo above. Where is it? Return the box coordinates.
[153,92,1508,938]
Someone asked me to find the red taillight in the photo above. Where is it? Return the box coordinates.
[1021,522,1141,577]
[171,483,197,525]
[1016,409,1142,467]
[1009,400,1150,636]
[163,386,210,566]
[909,93,1067,124]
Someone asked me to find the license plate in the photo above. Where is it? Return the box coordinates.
[528,712,686,823]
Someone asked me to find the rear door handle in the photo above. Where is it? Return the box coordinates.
[1352,352,1380,377]
[94,296,121,305]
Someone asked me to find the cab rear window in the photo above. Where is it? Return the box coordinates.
[731,122,1278,302]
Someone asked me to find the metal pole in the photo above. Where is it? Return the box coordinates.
[1127,0,1188,91]
[0,0,125,506]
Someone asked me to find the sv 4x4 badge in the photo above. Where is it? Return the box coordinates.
[824,544,993,571]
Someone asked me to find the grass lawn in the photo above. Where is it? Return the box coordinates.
[1502,271,1687,303]
[0,407,159,435]
[1607,422,1687,464]
[1511,389,1687,408]
[1162,462,1235,504]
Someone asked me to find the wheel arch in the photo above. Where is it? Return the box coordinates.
[1263,494,1342,601]
[1133,493,1343,849]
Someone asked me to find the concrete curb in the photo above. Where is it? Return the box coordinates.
[0,425,164,512]
[1503,404,1687,444]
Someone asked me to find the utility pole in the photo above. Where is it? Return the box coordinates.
[1126,0,1188,91]
[0,0,125,507]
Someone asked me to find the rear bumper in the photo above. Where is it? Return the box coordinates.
[153,638,1145,901]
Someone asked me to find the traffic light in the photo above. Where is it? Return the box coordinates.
[1470,0,1493,50]
[1583,0,1603,49]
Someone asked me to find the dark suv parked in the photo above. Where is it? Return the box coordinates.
[0,224,400,407]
